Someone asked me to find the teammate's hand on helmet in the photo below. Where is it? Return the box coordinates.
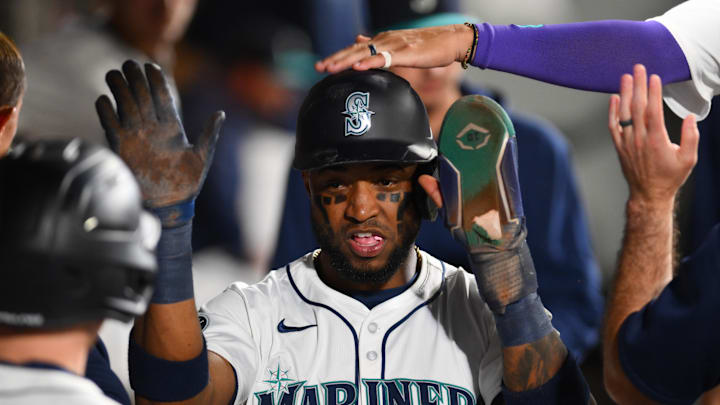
[315,24,474,74]
[95,60,225,208]
[608,64,698,208]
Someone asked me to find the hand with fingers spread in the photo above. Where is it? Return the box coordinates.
[315,24,474,74]
[603,64,701,405]
[608,64,699,206]
[96,60,225,212]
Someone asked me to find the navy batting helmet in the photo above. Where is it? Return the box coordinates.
[0,139,159,328]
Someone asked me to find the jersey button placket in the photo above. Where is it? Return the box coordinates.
[359,319,382,379]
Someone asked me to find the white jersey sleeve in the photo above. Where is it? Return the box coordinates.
[442,267,503,404]
[650,0,720,120]
[199,282,265,403]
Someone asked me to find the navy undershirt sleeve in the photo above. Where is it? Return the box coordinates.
[618,223,720,404]
[86,338,131,405]
[472,20,690,93]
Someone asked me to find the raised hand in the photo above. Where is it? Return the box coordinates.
[315,24,473,74]
[602,65,699,405]
[608,64,699,206]
[95,60,225,209]
[433,95,534,314]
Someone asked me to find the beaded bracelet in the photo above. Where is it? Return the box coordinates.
[461,22,479,69]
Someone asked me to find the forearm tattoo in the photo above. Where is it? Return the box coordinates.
[502,331,567,391]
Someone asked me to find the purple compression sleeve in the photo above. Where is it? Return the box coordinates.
[472,20,690,93]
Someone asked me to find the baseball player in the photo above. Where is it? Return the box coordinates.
[0,139,159,404]
[315,0,719,122]
[96,60,592,404]
[0,32,135,404]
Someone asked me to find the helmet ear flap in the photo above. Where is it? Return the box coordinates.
[413,161,439,221]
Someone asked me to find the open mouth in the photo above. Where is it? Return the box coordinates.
[347,231,386,258]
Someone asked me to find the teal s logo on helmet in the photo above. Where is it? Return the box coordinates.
[343,91,375,136]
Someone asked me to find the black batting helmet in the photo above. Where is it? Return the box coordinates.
[294,69,437,171]
[0,139,159,329]
[294,69,438,219]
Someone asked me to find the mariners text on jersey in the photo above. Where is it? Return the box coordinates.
[199,250,506,405]
[253,378,478,405]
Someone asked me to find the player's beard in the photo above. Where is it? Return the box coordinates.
[311,216,420,284]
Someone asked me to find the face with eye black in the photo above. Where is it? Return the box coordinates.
[303,163,422,290]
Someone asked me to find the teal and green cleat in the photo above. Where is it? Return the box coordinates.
[437,95,525,254]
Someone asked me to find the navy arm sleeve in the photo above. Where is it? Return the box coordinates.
[618,223,720,404]
[472,20,690,93]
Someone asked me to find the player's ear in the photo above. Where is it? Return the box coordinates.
[302,171,312,196]
[0,106,14,133]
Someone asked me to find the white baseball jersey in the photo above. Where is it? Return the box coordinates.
[0,363,121,405]
[200,249,504,405]
[650,0,720,120]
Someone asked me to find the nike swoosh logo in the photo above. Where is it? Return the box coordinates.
[277,319,317,333]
